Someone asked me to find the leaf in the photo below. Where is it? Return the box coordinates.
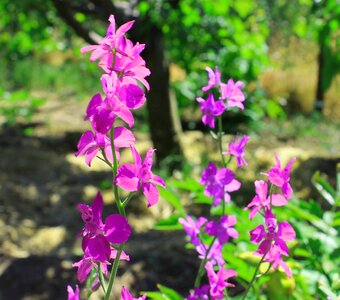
[143,291,166,300]
[159,188,185,215]
[154,214,183,231]
[157,284,184,300]
[312,171,335,205]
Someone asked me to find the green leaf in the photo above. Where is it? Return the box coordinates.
[157,284,184,300]
[312,171,336,205]
[154,214,183,231]
[143,291,166,300]
[159,188,185,215]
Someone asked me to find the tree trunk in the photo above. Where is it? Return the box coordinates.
[144,26,183,166]
[315,45,325,112]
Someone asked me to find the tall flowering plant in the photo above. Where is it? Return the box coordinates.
[68,15,164,300]
[179,66,296,299]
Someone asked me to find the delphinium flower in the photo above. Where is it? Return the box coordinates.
[115,146,166,207]
[249,209,296,277]
[200,162,241,206]
[245,180,287,219]
[187,285,210,300]
[205,262,237,300]
[67,285,80,300]
[222,135,250,168]
[262,154,296,199]
[179,215,207,246]
[205,215,239,245]
[219,79,246,110]
[202,67,221,92]
[121,286,146,300]
[196,240,225,266]
[75,126,135,166]
[196,94,225,129]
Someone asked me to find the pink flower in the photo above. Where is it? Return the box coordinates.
[202,67,221,92]
[81,15,135,70]
[121,286,146,300]
[67,285,80,300]
[200,162,241,206]
[115,147,166,207]
[77,193,131,262]
[205,262,237,300]
[250,210,295,256]
[196,94,225,128]
[264,247,293,277]
[196,240,224,266]
[245,180,287,219]
[220,79,245,110]
[179,215,207,246]
[187,285,209,300]
[222,135,250,167]
[205,216,239,245]
[75,126,135,166]
[263,155,296,199]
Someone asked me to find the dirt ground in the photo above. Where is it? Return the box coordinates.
[0,94,339,299]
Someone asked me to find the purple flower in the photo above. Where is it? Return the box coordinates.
[75,126,135,166]
[264,247,293,277]
[245,180,287,219]
[115,147,166,207]
[77,193,131,262]
[179,215,207,246]
[121,286,146,300]
[196,240,224,266]
[196,94,225,128]
[220,79,245,110]
[67,285,80,300]
[187,285,209,300]
[205,216,239,245]
[85,93,134,133]
[263,155,296,199]
[222,135,250,167]
[81,15,135,70]
[205,262,237,300]
[250,210,295,256]
[200,162,241,206]
[202,67,221,92]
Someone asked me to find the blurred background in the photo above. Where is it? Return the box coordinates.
[0,0,339,299]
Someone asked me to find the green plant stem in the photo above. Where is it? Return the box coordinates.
[241,252,267,300]
[103,127,127,300]
[194,236,218,287]
[218,116,227,166]
[122,193,134,208]
[104,243,125,300]
[98,263,107,293]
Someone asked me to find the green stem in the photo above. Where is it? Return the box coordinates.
[122,193,134,208]
[98,263,107,293]
[104,243,125,300]
[194,236,218,287]
[241,252,267,300]
[218,116,226,167]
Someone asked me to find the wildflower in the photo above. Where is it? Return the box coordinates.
[250,210,295,256]
[77,193,131,262]
[262,154,296,199]
[202,67,221,92]
[220,79,245,110]
[121,286,146,300]
[115,147,166,207]
[187,285,209,300]
[75,126,135,166]
[200,162,241,206]
[196,94,225,128]
[205,262,237,299]
[67,285,80,300]
[245,180,287,219]
[196,240,224,266]
[222,135,250,167]
[205,215,239,245]
[179,215,207,246]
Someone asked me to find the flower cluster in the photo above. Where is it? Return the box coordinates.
[196,66,246,129]
[69,15,164,299]
[246,155,297,277]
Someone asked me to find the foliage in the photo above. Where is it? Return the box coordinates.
[156,167,340,299]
